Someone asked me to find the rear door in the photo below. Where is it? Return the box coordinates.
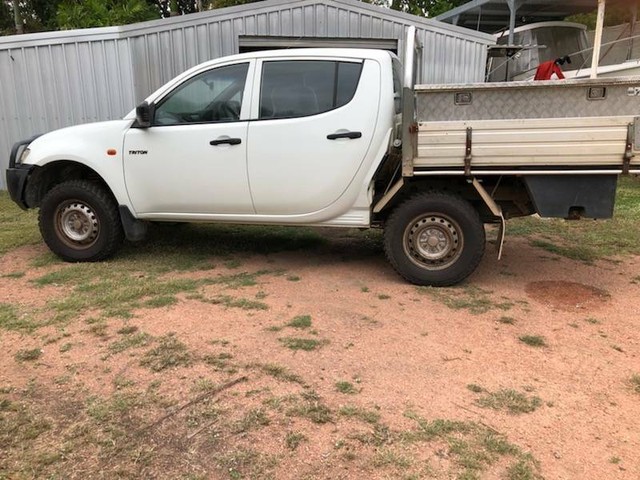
[247,57,380,215]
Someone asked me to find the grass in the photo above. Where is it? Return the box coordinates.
[336,381,358,394]
[287,315,312,329]
[401,411,540,479]
[206,295,269,310]
[109,331,152,354]
[279,337,328,351]
[0,192,40,254]
[474,388,542,415]
[14,348,42,362]
[519,335,547,348]
[210,270,270,289]
[630,374,640,394]
[254,363,305,385]
[0,302,44,333]
[498,316,517,325]
[419,286,513,314]
[509,176,640,261]
[140,334,192,372]
[231,408,270,433]
[285,431,307,450]
[286,391,333,424]
[339,405,380,424]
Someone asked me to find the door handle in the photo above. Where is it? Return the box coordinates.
[327,131,362,140]
[210,137,242,146]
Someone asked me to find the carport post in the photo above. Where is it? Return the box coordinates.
[591,0,606,79]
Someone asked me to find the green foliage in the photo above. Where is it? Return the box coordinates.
[56,0,160,29]
[384,0,466,17]
[567,4,638,29]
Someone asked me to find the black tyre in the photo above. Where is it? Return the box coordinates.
[384,191,485,287]
[38,180,124,262]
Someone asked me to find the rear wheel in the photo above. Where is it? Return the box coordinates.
[384,192,485,286]
[39,180,124,262]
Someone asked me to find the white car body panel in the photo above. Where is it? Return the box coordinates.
[22,48,397,227]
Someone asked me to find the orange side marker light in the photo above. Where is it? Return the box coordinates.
[107,148,117,156]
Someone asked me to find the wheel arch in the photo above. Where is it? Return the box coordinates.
[24,160,116,209]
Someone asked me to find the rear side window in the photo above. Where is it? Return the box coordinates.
[259,60,362,119]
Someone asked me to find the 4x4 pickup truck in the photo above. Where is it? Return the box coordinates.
[6,28,640,286]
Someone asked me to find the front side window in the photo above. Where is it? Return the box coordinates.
[259,60,362,119]
[154,63,249,125]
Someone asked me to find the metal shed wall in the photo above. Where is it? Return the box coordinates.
[0,0,494,190]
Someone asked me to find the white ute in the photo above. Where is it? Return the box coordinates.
[6,28,640,286]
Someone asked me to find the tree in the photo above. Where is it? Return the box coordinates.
[386,0,466,18]
[55,0,160,29]
[0,1,13,34]
[568,3,640,29]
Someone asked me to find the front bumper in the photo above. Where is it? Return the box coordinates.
[6,165,33,210]
[6,135,41,210]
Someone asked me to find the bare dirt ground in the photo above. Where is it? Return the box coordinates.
[1,228,640,480]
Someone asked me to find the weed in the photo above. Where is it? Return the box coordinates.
[140,334,192,372]
[467,384,484,393]
[231,408,270,433]
[336,381,358,394]
[287,275,301,282]
[378,294,391,300]
[610,456,621,464]
[339,405,380,424]
[203,352,237,374]
[475,389,542,414]
[15,348,42,362]
[285,431,308,450]
[206,295,268,310]
[631,275,640,284]
[629,374,640,394]
[254,363,305,385]
[585,317,600,324]
[373,448,412,468]
[361,286,370,292]
[287,391,332,424]
[143,295,178,308]
[216,448,278,479]
[505,456,541,480]
[420,286,513,314]
[519,335,547,347]
[211,271,269,289]
[2,271,25,279]
[59,343,73,353]
[287,315,312,329]
[498,316,516,325]
[109,332,152,354]
[279,337,328,351]
[116,325,138,335]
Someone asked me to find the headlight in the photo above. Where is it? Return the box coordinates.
[18,147,31,165]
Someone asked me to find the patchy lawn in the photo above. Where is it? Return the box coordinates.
[1,177,639,479]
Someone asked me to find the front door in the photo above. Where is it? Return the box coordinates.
[123,61,255,216]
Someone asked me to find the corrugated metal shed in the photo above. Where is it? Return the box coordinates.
[0,0,494,190]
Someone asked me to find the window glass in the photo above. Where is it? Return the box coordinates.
[259,60,362,119]
[154,63,249,125]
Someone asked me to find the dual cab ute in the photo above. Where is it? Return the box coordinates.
[6,29,640,286]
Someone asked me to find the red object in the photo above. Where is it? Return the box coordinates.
[534,60,565,80]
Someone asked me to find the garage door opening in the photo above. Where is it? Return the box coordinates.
[238,36,398,54]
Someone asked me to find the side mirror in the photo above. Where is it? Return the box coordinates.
[135,101,155,128]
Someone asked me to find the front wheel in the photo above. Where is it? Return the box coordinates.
[384,192,485,287]
[39,180,124,262]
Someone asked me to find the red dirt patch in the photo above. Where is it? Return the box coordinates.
[524,280,610,312]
